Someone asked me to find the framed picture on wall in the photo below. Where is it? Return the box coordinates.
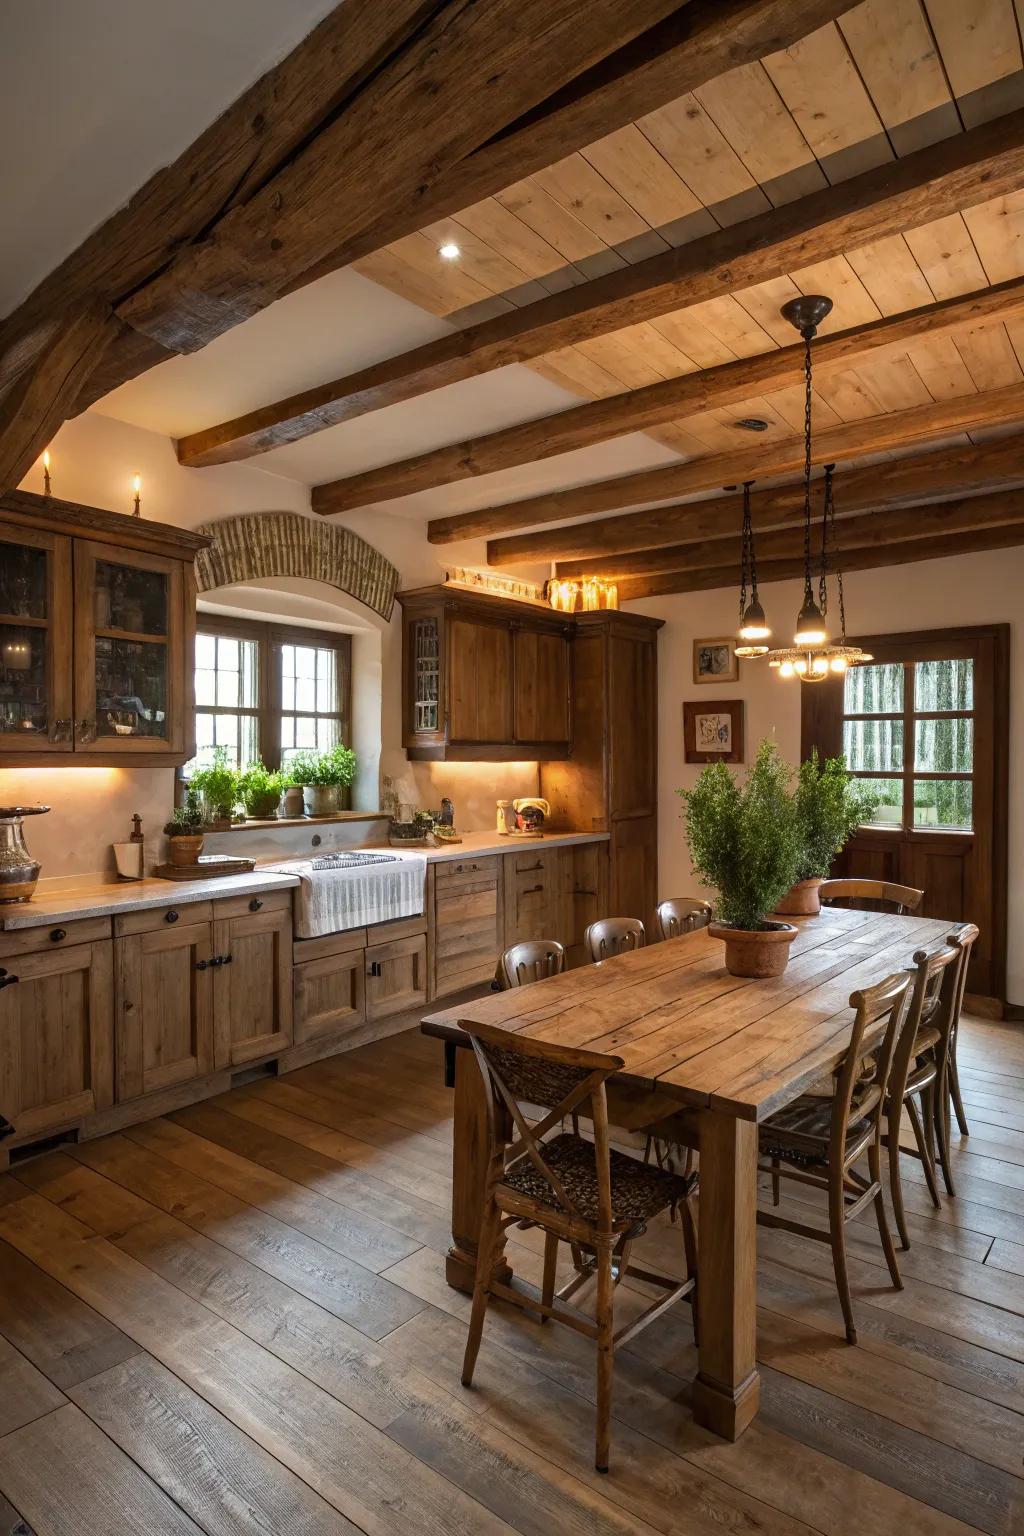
[684,699,744,764]
[693,637,739,684]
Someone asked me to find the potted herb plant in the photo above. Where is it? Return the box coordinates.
[163,794,205,867]
[237,760,286,820]
[776,752,880,915]
[289,742,357,816]
[679,738,802,978]
[188,746,240,829]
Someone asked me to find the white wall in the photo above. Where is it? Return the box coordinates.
[629,545,1024,1003]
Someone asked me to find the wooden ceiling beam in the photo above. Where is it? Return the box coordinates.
[481,379,1024,563]
[616,519,1024,601]
[306,277,1024,508]
[311,104,1024,515]
[550,432,1024,573]
[568,488,1024,581]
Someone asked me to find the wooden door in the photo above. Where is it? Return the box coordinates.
[610,816,658,933]
[562,842,610,966]
[73,540,185,756]
[365,933,427,1020]
[447,618,513,744]
[212,904,293,1067]
[115,921,214,1100]
[294,947,366,1045]
[0,942,113,1139]
[502,847,565,946]
[0,519,73,756]
[513,629,570,746]
[803,625,1009,999]
[609,626,658,819]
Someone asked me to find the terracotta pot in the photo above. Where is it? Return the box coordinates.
[167,833,204,867]
[774,877,824,917]
[709,920,797,979]
[282,786,305,818]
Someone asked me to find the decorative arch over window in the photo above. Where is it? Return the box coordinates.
[194,511,399,620]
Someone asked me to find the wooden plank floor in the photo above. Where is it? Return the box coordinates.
[0,1017,1021,1535]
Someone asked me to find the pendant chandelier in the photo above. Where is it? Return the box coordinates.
[765,294,872,683]
[734,480,770,658]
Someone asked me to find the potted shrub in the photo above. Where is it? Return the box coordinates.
[163,796,205,867]
[777,752,880,915]
[679,738,802,978]
[237,760,286,820]
[188,747,240,829]
[290,742,357,816]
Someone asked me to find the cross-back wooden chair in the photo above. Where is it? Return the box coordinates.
[655,897,713,941]
[584,917,645,963]
[458,1018,697,1473]
[497,939,565,990]
[944,922,980,1141]
[757,971,911,1343]
[819,878,924,915]
[882,941,963,1246]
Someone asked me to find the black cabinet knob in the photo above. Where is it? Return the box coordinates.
[223,953,233,965]
[0,974,20,990]
[165,909,179,924]
[249,898,263,912]
[195,959,208,971]
[50,928,67,943]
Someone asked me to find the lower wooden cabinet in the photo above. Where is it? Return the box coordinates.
[294,937,365,1047]
[503,847,565,947]
[609,816,658,932]
[432,856,502,998]
[212,900,293,1069]
[115,918,214,1099]
[366,931,427,1020]
[0,940,114,1138]
[562,841,609,966]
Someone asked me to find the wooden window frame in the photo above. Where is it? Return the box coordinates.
[192,612,352,771]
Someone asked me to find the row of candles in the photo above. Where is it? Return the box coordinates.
[40,450,143,516]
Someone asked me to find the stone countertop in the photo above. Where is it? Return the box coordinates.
[410,829,609,863]
[0,870,300,930]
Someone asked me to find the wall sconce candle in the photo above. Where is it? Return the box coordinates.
[132,474,142,517]
[42,450,51,497]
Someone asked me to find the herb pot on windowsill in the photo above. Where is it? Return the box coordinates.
[709,920,797,978]
[304,784,340,817]
[245,791,283,819]
[774,877,824,917]
[166,833,204,867]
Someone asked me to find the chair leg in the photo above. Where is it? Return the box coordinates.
[949,1038,970,1137]
[868,1141,902,1292]
[907,1092,942,1209]
[932,1072,957,1199]
[828,1169,857,1345]
[461,1197,502,1388]
[771,1156,780,1207]
[681,1193,699,1347]
[887,1102,911,1250]
[594,1238,615,1474]
[541,1230,559,1321]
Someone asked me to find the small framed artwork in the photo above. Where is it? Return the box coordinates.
[693,637,739,684]
[684,699,744,764]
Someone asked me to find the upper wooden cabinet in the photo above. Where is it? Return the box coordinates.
[399,587,572,761]
[0,490,207,767]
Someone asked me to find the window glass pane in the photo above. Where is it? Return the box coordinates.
[316,716,340,752]
[915,657,973,713]
[295,676,315,712]
[295,646,316,678]
[914,779,972,831]
[844,663,903,714]
[914,717,973,774]
[316,649,337,713]
[216,666,239,707]
[280,715,295,750]
[239,639,257,709]
[281,673,295,711]
[295,715,316,748]
[842,720,903,773]
[195,634,216,669]
[194,668,216,706]
[217,637,238,671]
[857,777,903,827]
[194,712,215,749]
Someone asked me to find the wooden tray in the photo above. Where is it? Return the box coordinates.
[154,855,256,880]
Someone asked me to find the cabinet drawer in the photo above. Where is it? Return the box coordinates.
[365,932,427,1020]
[365,913,427,946]
[434,878,501,998]
[116,901,213,937]
[0,915,111,957]
[214,888,293,920]
[434,856,500,887]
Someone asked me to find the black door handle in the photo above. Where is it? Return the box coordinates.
[0,974,20,989]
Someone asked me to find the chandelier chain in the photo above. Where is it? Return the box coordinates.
[802,332,814,605]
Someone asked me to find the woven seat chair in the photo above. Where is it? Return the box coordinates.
[757,971,911,1342]
[458,1018,698,1473]
[655,897,713,941]
[819,878,924,915]
[883,940,964,1246]
[584,917,645,962]
[496,939,565,990]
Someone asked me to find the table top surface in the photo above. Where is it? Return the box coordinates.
[422,907,958,1121]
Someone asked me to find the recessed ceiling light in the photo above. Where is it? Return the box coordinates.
[734,417,769,432]
[438,241,461,260]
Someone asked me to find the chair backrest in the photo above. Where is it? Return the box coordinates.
[497,939,565,990]
[656,897,713,941]
[459,1017,622,1232]
[584,917,645,963]
[886,942,962,1109]
[819,878,924,915]
[945,920,980,1042]
[832,972,913,1162]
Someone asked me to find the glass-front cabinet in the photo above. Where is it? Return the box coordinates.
[0,519,73,753]
[0,492,204,767]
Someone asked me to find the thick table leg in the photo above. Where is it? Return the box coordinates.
[446,1043,511,1293]
[692,1112,760,1440]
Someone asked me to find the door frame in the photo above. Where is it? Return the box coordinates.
[802,623,1009,1003]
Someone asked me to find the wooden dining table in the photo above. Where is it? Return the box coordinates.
[421,904,957,1441]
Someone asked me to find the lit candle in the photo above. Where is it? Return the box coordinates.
[42,450,51,496]
[132,474,142,516]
